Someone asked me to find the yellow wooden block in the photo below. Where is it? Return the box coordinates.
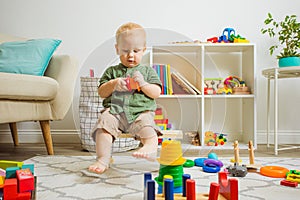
[0,176,4,185]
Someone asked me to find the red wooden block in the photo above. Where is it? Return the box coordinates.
[280,180,298,187]
[16,169,34,193]
[17,192,31,200]
[4,178,18,200]
[219,172,238,200]
[186,179,196,200]
[208,182,220,200]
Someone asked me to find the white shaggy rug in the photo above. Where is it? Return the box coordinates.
[24,156,300,200]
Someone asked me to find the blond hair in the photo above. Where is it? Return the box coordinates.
[115,22,146,45]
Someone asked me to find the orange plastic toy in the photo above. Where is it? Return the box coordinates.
[260,166,289,178]
[125,77,140,91]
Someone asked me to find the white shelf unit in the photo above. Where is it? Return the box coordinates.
[151,43,256,149]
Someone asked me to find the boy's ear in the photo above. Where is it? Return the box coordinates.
[115,44,120,55]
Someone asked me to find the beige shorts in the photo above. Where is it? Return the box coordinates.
[91,108,161,141]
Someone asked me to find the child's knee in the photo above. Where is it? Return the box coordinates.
[137,126,157,139]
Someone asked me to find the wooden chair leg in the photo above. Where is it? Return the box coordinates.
[39,120,54,155]
[9,122,19,146]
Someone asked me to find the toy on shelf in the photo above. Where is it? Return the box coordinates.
[204,131,216,146]
[215,133,227,145]
[204,78,223,95]
[185,132,200,146]
[227,141,247,177]
[207,28,250,43]
[223,76,250,95]
[216,85,232,95]
[145,171,238,200]
[204,131,227,146]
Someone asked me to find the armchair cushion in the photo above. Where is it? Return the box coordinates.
[0,72,58,101]
[0,38,61,76]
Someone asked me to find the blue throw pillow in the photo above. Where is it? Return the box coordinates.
[0,38,61,76]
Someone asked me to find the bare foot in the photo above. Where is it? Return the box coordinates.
[88,160,108,174]
[132,144,157,161]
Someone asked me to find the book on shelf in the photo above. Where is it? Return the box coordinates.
[171,71,201,95]
[153,64,201,95]
[153,64,173,95]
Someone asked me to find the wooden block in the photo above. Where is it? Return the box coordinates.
[0,160,23,170]
[17,192,31,200]
[6,167,20,178]
[280,180,298,187]
[16,169,34,193]
[4,178,18,200]
[155,193,227,200]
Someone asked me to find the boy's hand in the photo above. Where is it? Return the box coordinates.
[114,78,128,92]
[133,71,148,87]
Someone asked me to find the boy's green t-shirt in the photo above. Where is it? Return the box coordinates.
[99,63,162,123]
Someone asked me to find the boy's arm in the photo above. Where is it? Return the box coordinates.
[133,71,161,99]
[140,84,161,99]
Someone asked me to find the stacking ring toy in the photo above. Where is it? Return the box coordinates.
[203,165,220,173]
[194,158,207,167]
[183,159,195,168]
[260,166,289,178]
[204,159,223,167]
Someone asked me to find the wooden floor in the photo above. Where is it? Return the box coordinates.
[1,143,299,161]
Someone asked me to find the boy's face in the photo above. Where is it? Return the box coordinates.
[115,30,146,68]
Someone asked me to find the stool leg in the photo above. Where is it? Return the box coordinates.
[274,69,278,156]
[267,79,270,148]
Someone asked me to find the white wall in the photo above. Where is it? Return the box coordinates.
[0,0,300,144]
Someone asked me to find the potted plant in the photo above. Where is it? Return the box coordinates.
[261,13,300,67]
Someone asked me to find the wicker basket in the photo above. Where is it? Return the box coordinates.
[79,77,140,152]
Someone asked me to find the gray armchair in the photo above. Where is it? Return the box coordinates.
[0,33,78,155]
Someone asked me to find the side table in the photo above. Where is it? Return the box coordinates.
[262,66,300,155]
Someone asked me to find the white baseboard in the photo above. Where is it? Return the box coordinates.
[257,130,300,144]
[1,129,299,144]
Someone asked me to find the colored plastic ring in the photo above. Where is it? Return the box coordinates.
[208,152,218,160]
[260,166,289,178]
[203,165,220,173]
[183,159,195,168]
[194,158,207,167]
[204,159,223,167]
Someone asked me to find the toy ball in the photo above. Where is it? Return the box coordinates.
[208,152,218,160]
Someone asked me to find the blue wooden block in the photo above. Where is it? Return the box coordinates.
[5,166,20,178]
[22,164,34,175]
